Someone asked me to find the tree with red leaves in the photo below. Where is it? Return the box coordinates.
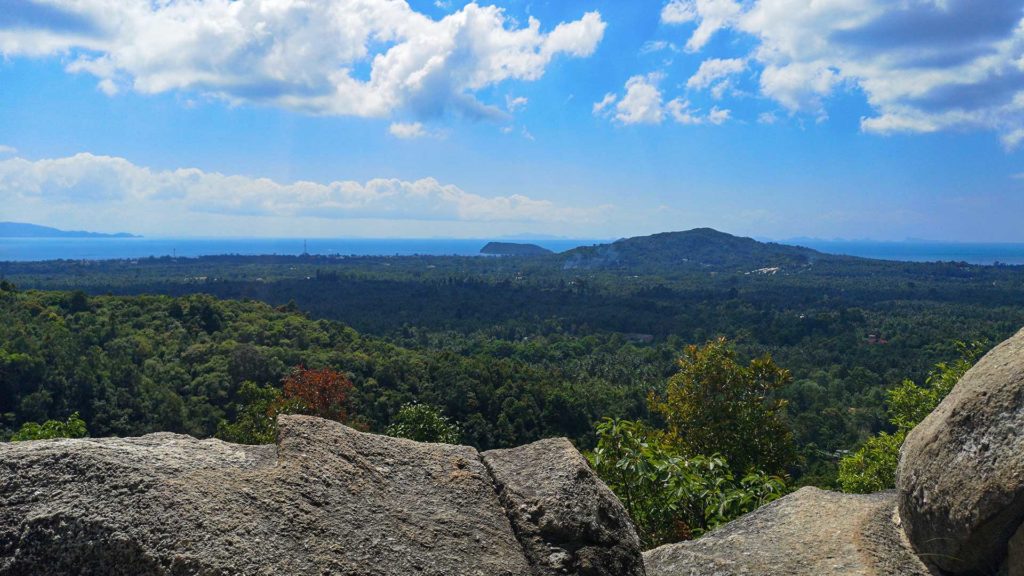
[275,366,354,423]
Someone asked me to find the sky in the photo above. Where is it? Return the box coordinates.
[1,0,1024,241]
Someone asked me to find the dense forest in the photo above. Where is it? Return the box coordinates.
[4,229,1024,487]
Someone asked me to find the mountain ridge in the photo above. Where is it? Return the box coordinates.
[0,222,139,238]
[559,228,842,272]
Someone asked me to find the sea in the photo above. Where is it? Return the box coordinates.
[0,237,603,262]
[1,237,1024,265]
[791,240,1024,266]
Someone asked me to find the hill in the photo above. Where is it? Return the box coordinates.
[560,228,839,272]
[0,222,139,238]
[480,241,553,256]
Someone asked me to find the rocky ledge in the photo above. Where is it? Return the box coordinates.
[0,415,642,576]
[644,488,932,576]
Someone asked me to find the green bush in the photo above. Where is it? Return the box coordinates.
[838,341,985,493]
[11,412,88,441]
[385,403,461,444]
[216,381,281,445]
[588,418,786,548]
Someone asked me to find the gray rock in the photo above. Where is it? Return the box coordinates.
[482,438,646,576]
[0,415,539,575]
[897,327,1024,575]
[642,487,934,576]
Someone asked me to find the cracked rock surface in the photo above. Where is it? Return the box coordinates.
[643,487,934,576]
[482,438,646,576]
[1,415,642,575]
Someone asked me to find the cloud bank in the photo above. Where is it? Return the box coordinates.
[0,0,605,120]
[661,0,1024,146]
[0,153,608,225]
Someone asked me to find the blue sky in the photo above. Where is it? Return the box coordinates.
[1,0,1023,241]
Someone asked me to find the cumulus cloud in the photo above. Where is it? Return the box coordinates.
[0,153,608,224]
[663,0,1024,146]
[661,0,698,25]
[614,74,666,125]
[0,145,16,155]
[662,0,742,52]
[389,122,428,139]
[687,57,746,90]
[707,106,731,125]
[666,99,731,125]
[597,76,732,126]
[0,1,605,120]
[666,99,702,125]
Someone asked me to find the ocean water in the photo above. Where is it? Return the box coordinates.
[792,240,1024,266]
[2,237,1023,265]
[0,237,603,262]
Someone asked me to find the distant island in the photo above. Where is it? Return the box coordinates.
[480,241,553,256]
[0,222,139,238]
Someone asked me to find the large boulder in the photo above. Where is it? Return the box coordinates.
[482,438,645,576]
[897,327,1024,575]
[642,487,933,576]
[0,415,643,575]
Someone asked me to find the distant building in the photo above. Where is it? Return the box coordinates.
[866,334,889,345]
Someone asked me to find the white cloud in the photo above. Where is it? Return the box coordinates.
[669,0,1024,145]
[0,1,605,120]
[707,106,731,125]
[666,99,731,125]
[640,40,677,55]
[506,95,529,112]
[592,92,618,116]
[0,145,16,155]
[0,153,608,224]
[389,122,428,139]
[661,0,698,25]
[662,0,743,52]
[615,74,666,125]
[687,57,746,90]
[598,77,732,127]
[1001,128,1024,150]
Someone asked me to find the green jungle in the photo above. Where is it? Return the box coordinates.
[4,229,1023,546]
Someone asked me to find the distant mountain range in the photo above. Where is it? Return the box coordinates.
[559,228,843,271]
[0,222,139,238]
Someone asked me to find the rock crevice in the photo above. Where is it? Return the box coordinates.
[481,439,645,576]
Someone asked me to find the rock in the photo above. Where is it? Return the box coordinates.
[642,487,933,576]
[897,327,1024,575]
[1010,524,1024,576]
[482,438,646,576]
[1,416,643,575]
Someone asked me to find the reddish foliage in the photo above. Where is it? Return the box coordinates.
[277,366,354,423]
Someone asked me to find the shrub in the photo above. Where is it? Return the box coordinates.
[385,403,461,444]
[588,418,786,548]
[11,412,88,441]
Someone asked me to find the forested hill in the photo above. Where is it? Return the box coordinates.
[560,228,838,272]
[480,241,553,256]
[0,222,138,238]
